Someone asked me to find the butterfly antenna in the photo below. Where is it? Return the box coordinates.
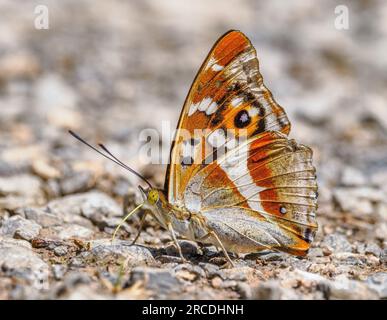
[97,142,153,189]
[68,130,153,189]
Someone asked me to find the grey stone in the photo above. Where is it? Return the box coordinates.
[340,166,367,186]
[45,179,61,198]
[112,177,135,197]
[277,269,380,300]
[64,284,113,300]
[321,234,352,253]
[8,284,42,300]
[381,248,387,264]
[46,192,122,228]
[366,272,387,299]
[366,97,387,132]
[60,171,93,195]
[251,280,296,300]
[63,272,92,287]
[88,215,132,234]
[219,280,238,289]
[0,238,49,289]
[35,73,78,112]
[173,263,206,280]
[329,275,379,299]
[286,269,328,283]
[0,215,41,241]
[0,174,43,199]
[200,245,218,257]
[52,264,67,280]
[130,267,182,298]
[69,256,86,268]
[198,263,238,281]
[364,243,382,257]
[355,242,367,254]
[53,245,68,256]
[0,236,32,249]
[52,224,95,240]
[84,239,156,267]
[158,255,185,264]
[376,202,387,221]
[198,262,221,279]
[0,174,45,209]
[308,247,324,258]
[375,223,387,241]
[331,252,367,266]
[257,252,287,262]
[44,202,94,228]
[236,282,253,299]
[333,188,377,216]
[17,207,62,227]
[221,266,260,281]
[50,272,99,299]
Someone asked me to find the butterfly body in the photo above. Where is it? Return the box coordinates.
[142,189,211,243]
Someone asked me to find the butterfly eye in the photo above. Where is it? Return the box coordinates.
[280,206,287,215]
[148,190,159,205]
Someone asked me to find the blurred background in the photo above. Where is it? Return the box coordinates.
[0,0,386,274]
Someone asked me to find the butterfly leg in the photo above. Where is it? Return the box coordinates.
[167,222,187,262]
[199,231,235,268]
[131,212,147,245]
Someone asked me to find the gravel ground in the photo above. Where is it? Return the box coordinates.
[0,0,386,299]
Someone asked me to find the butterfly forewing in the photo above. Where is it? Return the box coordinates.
[166,31,291,205]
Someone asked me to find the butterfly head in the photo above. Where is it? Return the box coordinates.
[138,185,161,206]
[147,189,159,205]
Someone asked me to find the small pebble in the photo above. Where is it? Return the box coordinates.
[52,264,67,280]
[53,245,68,256]
[211,277,223,288]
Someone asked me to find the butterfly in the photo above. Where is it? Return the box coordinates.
[70,30,318,267]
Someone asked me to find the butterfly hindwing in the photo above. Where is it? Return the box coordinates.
[184,132,318,255]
